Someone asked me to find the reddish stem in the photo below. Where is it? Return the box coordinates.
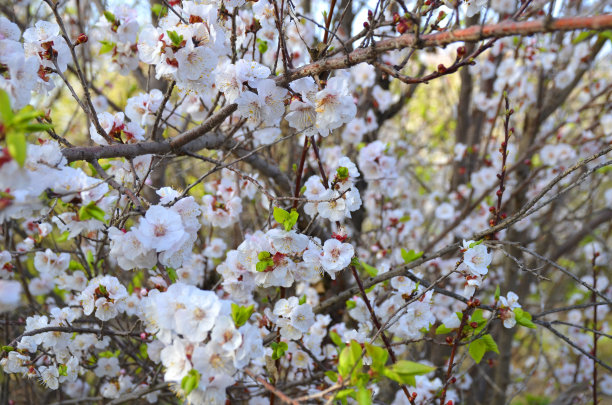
[350,266,416,405]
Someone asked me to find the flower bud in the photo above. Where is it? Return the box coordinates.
[76,33,88,45]
[397,21,409,34]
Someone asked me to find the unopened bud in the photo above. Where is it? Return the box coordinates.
[76,33,88,45]
[397,20,409,34]
[470,322,478,328]
[437,64,447,74]
[457,46,466,58]
[363,21,370,29]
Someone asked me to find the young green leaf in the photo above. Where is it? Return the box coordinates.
[383,361,435,386]
[401,248,423,263]
[360,261,378,277]
[273,206,289,223]
[257,38,268,54]
[231,303,255,327]
[364,343,388,374]
[271,341,289,360]
[435,324,454,335]
[0,89,14,122]
[181,369,200,396]
[325,370,338,382]
[514,308,537,329]
[468,334,498,363]
[337,166,349,179]
[469,338,486,363]
[103,10,116,23]
[167,267,177,283]
[6,132,27,167]
[329,330,345,348]
[78,201,106,222]
[356,386,372,405]
[99,40,116,55]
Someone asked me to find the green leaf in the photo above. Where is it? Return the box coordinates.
[337,166,349,179]
[470,309,486,325]
[480,334,499,354]
[360,261,378,277]
[287,209,299,230]
[469,338,487,363]
[58,364,68,377]
[139,343,148,359]
[494,285,501,301]
[0,89,14,122]
[103,10,116,23]
[338,340,362,378]
[167,267,177,283]
[231,303,255,327]
[435,324,454,335]
[181,369,200,396]
[56,231,70,242]
[151,4,168,18]
[325,370,338,382]
[346,299,356,309]
[256,261,267,272]
[257,38,268,54]
[356,386,371,405]
[468,334,498,364]
[273,206,299,231]
[166,30,183,47]
[329,330,344,348]
[78,201,106,222]
[271,341,289,360]
[97,350,119,358]
[99,40,116,55]
[572,30,595,44]
[335,388,355,401]
[2,346,14,352]
[6,132,27,167]
[273,206,289,223]
[364,343,388,373]
[86,250,95,270]
[468,240,483,248]
[19,123,52,132]
[12,107,44,124]
[383,361,435,386]
[401,248,423,264]
[598,30,612,43]
[298,295,307,305]
[514,308,537,329]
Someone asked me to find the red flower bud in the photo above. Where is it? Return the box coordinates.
[396,20,408,34]
[76,33,88,45]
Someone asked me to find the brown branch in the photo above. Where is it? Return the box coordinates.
[61,16,612,164]
[243,369,299,405]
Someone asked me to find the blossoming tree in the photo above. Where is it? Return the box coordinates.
[0,0,611,403]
